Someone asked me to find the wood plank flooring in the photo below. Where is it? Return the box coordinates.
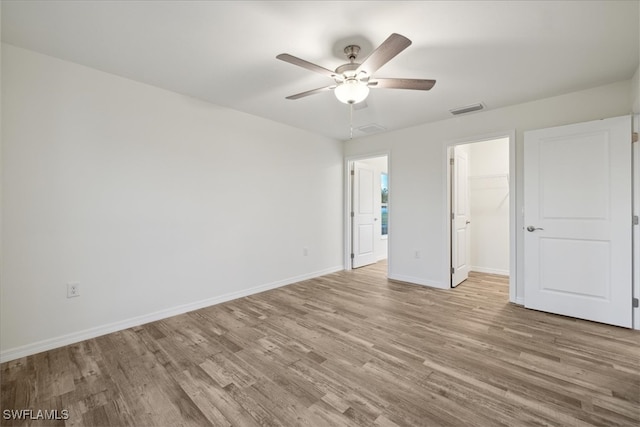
[2,262,639,426]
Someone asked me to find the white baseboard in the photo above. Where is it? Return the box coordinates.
[387,273,446,289]
[470,266,509,276]
[0,265,343,363]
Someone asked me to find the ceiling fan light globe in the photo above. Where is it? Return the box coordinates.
[335,80,369,104]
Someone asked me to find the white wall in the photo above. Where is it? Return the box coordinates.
[468,138,509,275]
[0,44,344,361]
[344,79,633,298]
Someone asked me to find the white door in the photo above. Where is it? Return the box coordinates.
[352,161,377,268]
[451,145,471,287]
[524,116,632,327]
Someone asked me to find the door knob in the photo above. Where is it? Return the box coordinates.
[466,220,471,225]
[527,225,544,232]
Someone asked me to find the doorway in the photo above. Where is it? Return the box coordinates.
[345,154,389,270]
[446,133,516,301]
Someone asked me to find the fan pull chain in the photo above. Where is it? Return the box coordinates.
[349,103,354,140]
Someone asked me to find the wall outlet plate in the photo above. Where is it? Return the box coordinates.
[67,283,80,298]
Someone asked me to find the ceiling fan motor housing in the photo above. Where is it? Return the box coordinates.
[335,63,368,82]
[335,46,370,104]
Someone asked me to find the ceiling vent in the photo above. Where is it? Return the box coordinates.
[450,102,485,116]
[357,123,387,134]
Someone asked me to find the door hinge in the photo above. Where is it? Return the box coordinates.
[351,169,355,176]
[633,298,639,308]
[632,132,638,143]
[450,158,455,165]
[350,253,355,259]
[451,212,455,220]
[351,212,354,218]
[634,215,639,225]
[451,267,455,274]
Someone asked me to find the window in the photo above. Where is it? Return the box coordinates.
[381,173,388,236]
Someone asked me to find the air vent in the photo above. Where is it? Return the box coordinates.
[450,102,485,116]
[357,123,387,134]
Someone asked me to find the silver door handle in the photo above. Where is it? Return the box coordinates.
[526,225,544,232]
[466,220,471,225]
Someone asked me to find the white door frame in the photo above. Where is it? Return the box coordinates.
[344,151,391,271]
[443,131,517,302]
[634,114,640,330]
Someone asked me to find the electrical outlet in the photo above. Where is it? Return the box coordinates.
[303,247,309,256]
[67,283,80,298]
[414,250,421,259]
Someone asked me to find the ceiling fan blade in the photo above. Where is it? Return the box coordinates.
[276,53,336,78]
[285,85,336,100]
[356,33,412,76]
[369,78,436,91]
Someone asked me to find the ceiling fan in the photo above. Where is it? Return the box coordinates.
[276,33,435,105]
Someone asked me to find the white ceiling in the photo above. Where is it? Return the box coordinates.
[2,1,638,141]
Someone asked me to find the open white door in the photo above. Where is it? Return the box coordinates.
[524,116,632,327]
[352,161,377,268]
[451,145,471,287]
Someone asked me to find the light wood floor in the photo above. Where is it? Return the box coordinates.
[2,262,639,426]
